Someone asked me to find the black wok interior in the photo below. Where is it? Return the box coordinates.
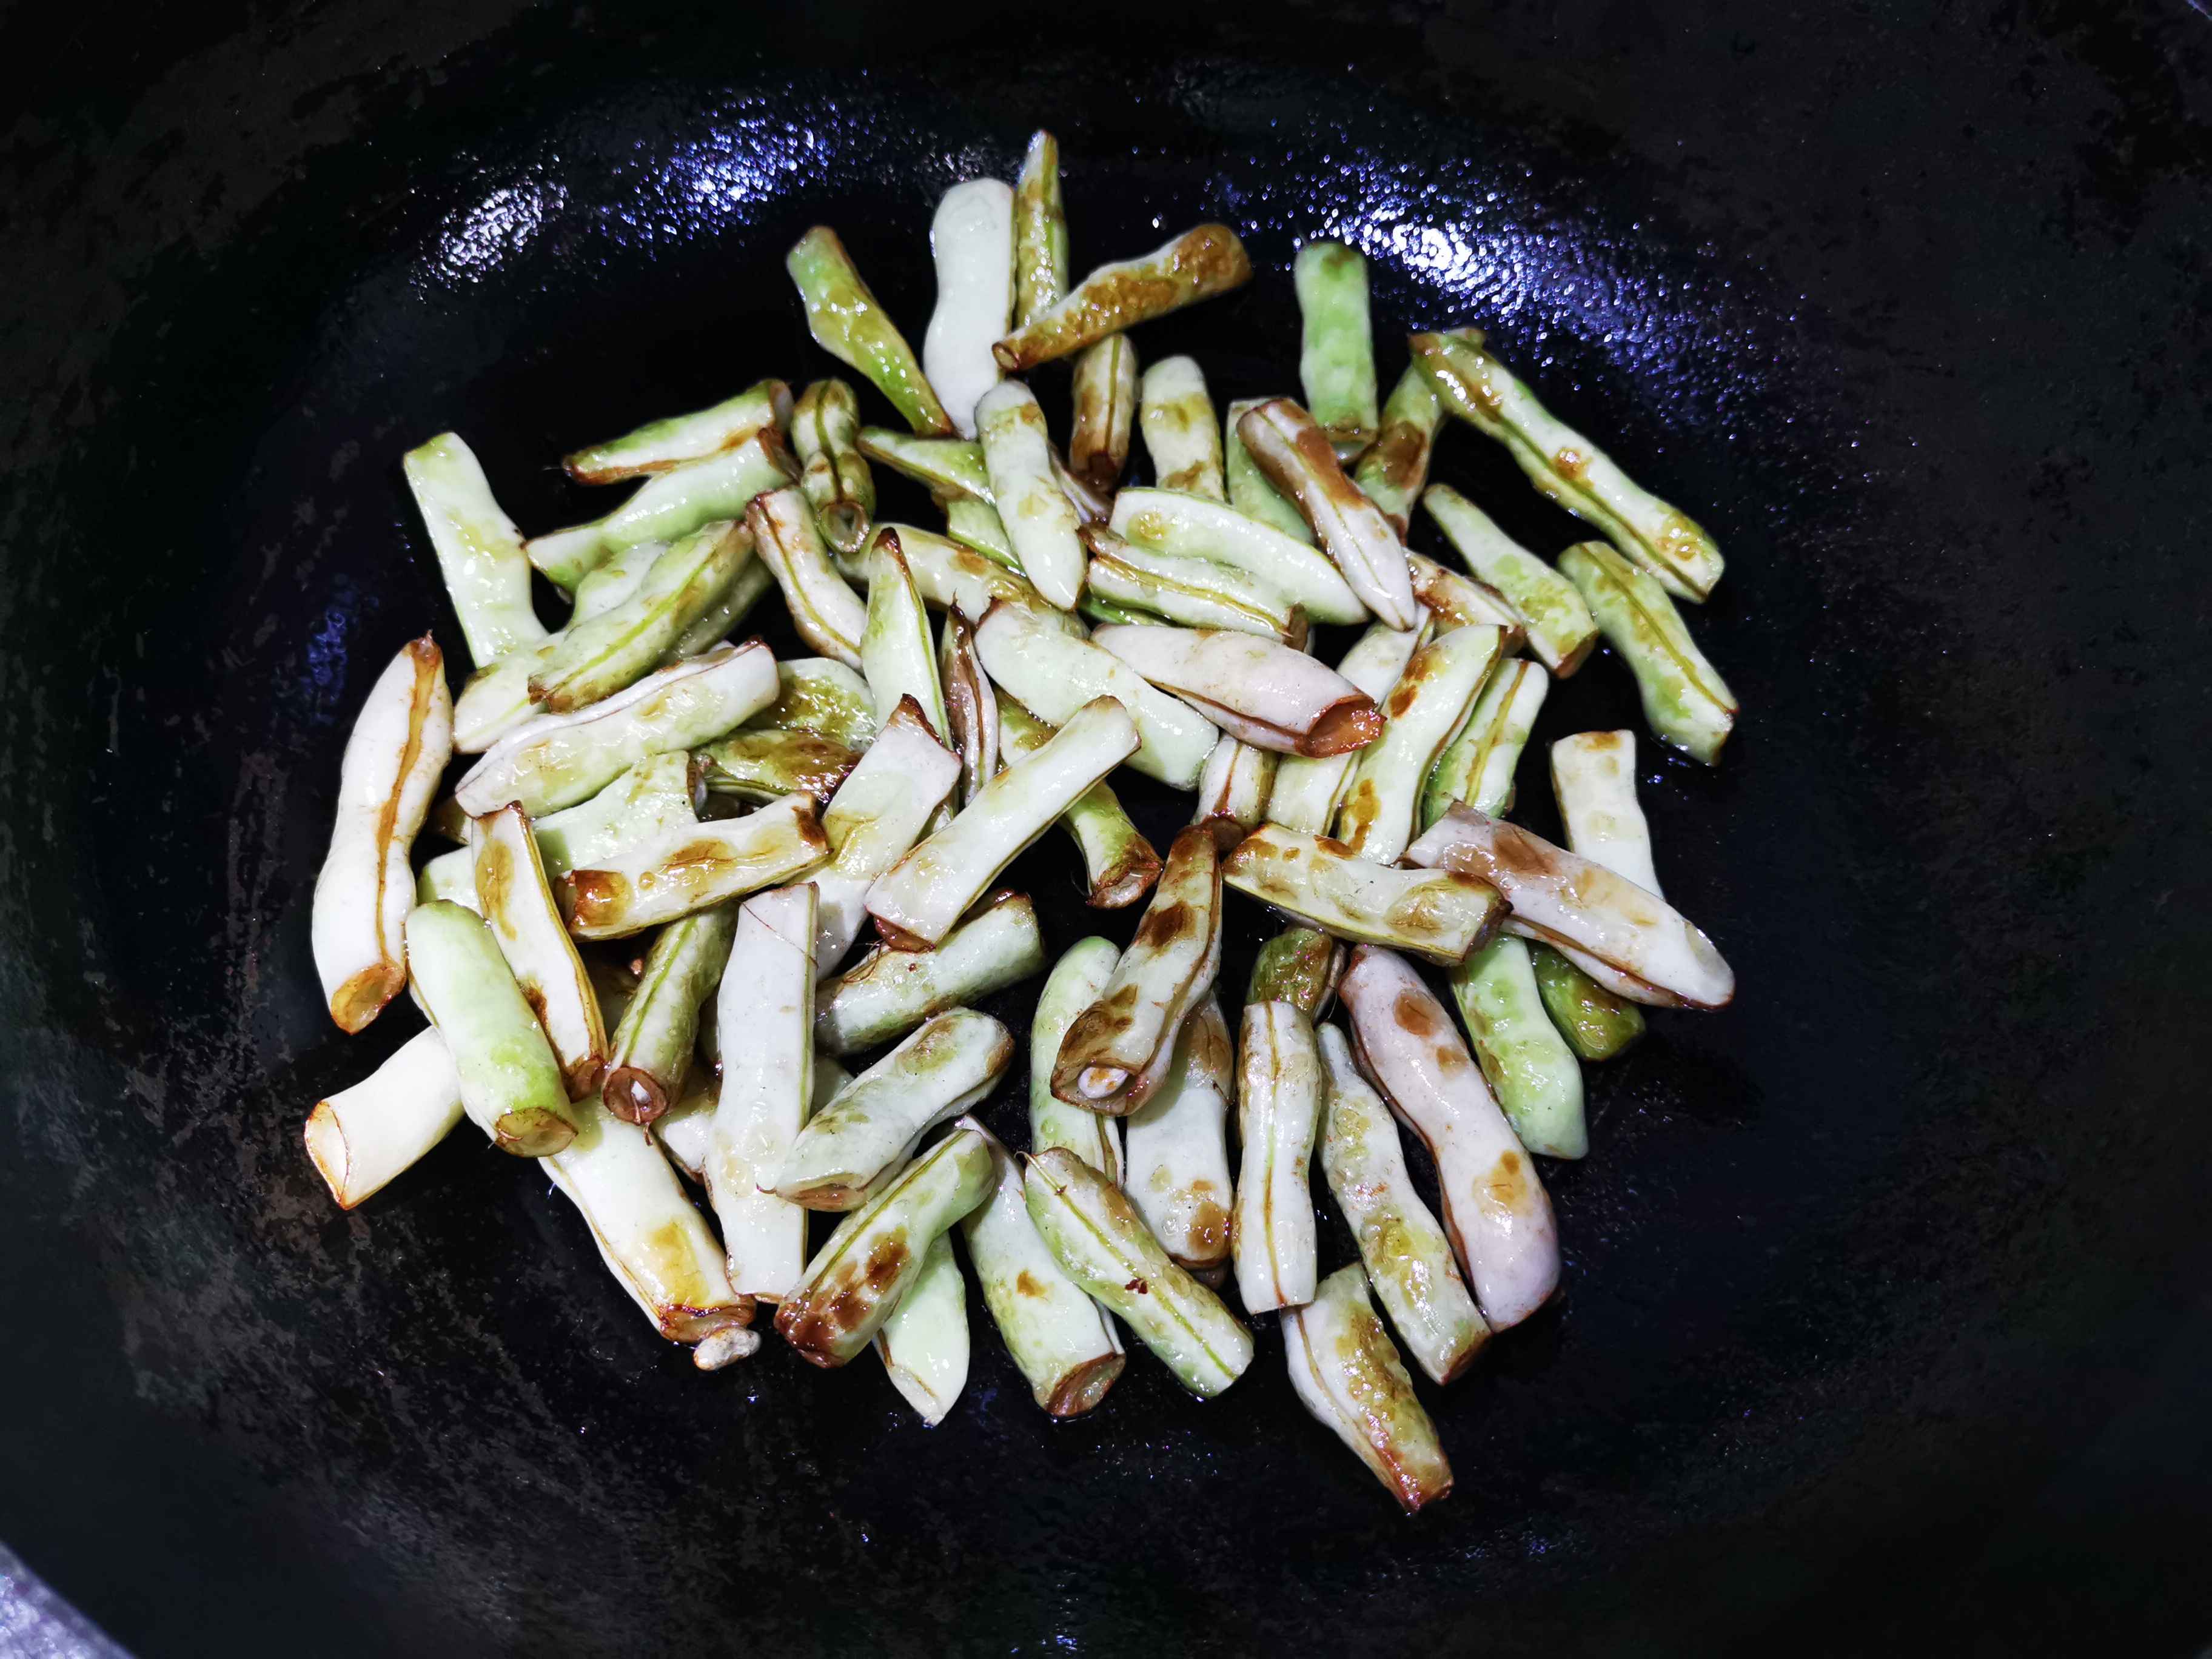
[4,4,2210,1654]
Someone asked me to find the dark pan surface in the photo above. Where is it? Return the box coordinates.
[4,4,2210,1654]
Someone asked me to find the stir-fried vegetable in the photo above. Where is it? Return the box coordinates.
[1333,624,1503,863]
[1236,399,1418,630]
[1293,241,1378,460]
[600,904,737,1125]
[750,488,866,670]
[992,224,1253,370]
[786,226,952,437]
[304,1028,464,1210]
[790,378,875,555]
[1121,999,1236,1281]
[1109,488,1367,626]
[1029,938,1127,1181]
[814,891,1044,1056]
[471,802,608,1098]
[1559,538,1737,765]
[1222,824,1501,966]
[1138,355,1225,500]
[1232,1000,1324,1314]
[995,699,1160,909]
[922,179,1014,438]
[1281,1264,1454,1512]
[1421,484,1597,676]
[563,380,794,486]
[1419,655,1549,829]
[401,436,548,666]
[977,380,1085,609]
[1091,623,1381,757]
[560,794,828,939]
[1267,620,1430,836]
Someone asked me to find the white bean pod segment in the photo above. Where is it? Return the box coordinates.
[303,1027,465,1210]
[1236,398,1418,630]
[922,179,1014,438]
[1091,622,1381,758]
[977,380,1085,610]
[1232,1000,1324,1315]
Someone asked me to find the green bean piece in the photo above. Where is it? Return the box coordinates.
[1352,364,1445,537]
[921,179,1015,438]
[601,904,739,1126]
[814,891,1045,1056]
[994,224,1252,371]
[958,1119,1125,1416]
[1558,539,1737,764]
[1406,551,1525,646]
[671,557,776,659]
[1419,657,1549,830]
[791,379,875,555]
[996,700,1161,910]
[1121,999,1235,1280]
[1237,398,1416,630]
[1138,355,1225,500]
[740,657,879,751]
[1221,824,1501,967]
[1333,624,1503,865]
[873,1232,970,1424]
[1411,329,1722,601]
[1527,940,1646,1061]
[808,699,962,971]
[771,1008,1013,1210]
[1232,1000,1324,1314]
[1423,484,1598,677]
[401,434,549,668]
[1090,622,1381,759]
[1024,1147,1254,1398]
[1029,937,1125,1182]
[1281,1264,1454,1512]
[862,538,953,743]
[1079,523,1298,640]
[560,794,828,940]
[523,428,798,592]
[942,495,1022,572]
[776,1125,994,1367]
[1315,1024,1487,1386]
[529,520,752,713]
[1293,241,1379,461]
[695,727,859,804]
[856,427,994,503]
[749,486,866,671]
[938,608,999,808]
[1550,728,1661,893]
[977,380,1085,609]
[304,1027,466,1211]
[868,521,1053,620]
[1190,734,1276,851]
[1267,620,1430,835]
[403,900,580,1157]
[1247,926,1345,1018]
[568,541,661,624]
[1450,934,1587,1159]
[471,802,608,1099]
[1108,488,1366,626]
[786,226,953,437]
[561,379,793,485]
[1224,396,1319,545]
[1011,129,1070,329]
[531,751,705,881]
[1069,334,1138,495]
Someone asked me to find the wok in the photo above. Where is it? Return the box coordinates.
[4,2,2209,1654]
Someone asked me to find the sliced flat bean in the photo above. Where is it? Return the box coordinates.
[1011,129,1070,327]
[786,226,952,436]
[1190,734,1277,851]
[402,435,548,666]
[977,380,1084,609]
[1029,938,1125,1182]
[937,609,1000,806]
[742,657,879,751]
[873,1233,970,1423]
[997,700,1160,910]
[1069,333,1138,495]
[1420,656,1549,830]
[1122,999,1236,1280]
[525,429,797,592]
[992,224,1252,371]
[1238,399,1416,630]
[1294,241,1379,460]
[695,727,859,804]
[1352,364,1445,537]
[471,802,608,1098]
[861,538,952,742]
[814,891,1044,1056]
[1268,620,1430,835]
[561,794,828,939]
[1282,1264,1453,1512]
[1233,1000,1323,1313]
[1092,622,1381,757]
[943,495,1021,571]
[1109,488,1365,626]
[922,179,1014,437]
[600,904,737,1125]
[1423,484,1597,676]
[1406,551,1525,647]
[856,427,994,503]
[749,487,866,670]
[1138,355,1225,500]
[1559,538,1737,765]
[1222,824,1501,967]
[1225,396,1318,544]
[1333,624,1503,863]
[304,1027,465,1210]
[1527,941,1646,1061]
[314,635,452,1031]
[791,378,874,555]
[530,520,752,712]
[561,379,793,484]
[1247,925,1345,1018]
[809,697,962,971]
[1080,523,1298,639]
[1551,728,1660,894]
[671,558,776,658]
[1450,935,1586,1159]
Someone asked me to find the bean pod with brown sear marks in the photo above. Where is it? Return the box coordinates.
[995,699,1161,911]
[1406,806,1735,1009]
[1237,398,1418,630]
[1232,1000,1325,1313]
[749,487,867,670]
[1190,734,1278,853]
[1419,657,1549,831]
[471,802,609,1099]
[814,891,1044,1056]
[991,223,1253,372]
[1028,937,1127,1182]
[1079,522,1301,640]
[1138,355,1227,501]
[599,902,737,1125]
[560,794,828,940]
[1091,622,1382,758]
[807,697,962,972]
[786,226,953,437]
[561,378,793,486]
[1221,823,1502,967]
[1332,623,1504,865]
[1247,925,1347,1019]
[695,726,858,805]
[1107,487,1368,627]
[1122,999,1237,1281]
[776,1125,994,1368]
[1421,485,1598,677]
[1281,1263,1455,1512]
[1338,945,1560,1330]
[1558,538,1737,765]
[529,519,756,713]
[790,378,875,555]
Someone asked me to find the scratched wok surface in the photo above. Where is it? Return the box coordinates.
[3,4,2210,1655]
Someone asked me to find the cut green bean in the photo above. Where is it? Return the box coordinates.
[973,598,1218,788]
[861,538,953,742]
[1050,441,1113,525]
[304,1027,466,1210]
[1190,734,1277,851]
[745,487,864,670]
[865,695,1139,949]
[1024,1147,1254,1397]
[1419,656,1549,830]
[471,802,608,1098]
[1247,926,1345,1018]
[403,900,580,1157]
[561,794,828,940]
[1233,1000,1323,1313]
[1411,329,1722,600]
[1069,334,1138,495]
[937,608,999,807]
[1092,622,1381,757]
[1406,551,1524,647]
[1423,484,1597,676]
[1527,941,1646,1061]
[1267,620,1430,836]
[1558,538,1737,765]
[1352,363,1446,537]
[600,904,737,1125]
[958,1118,1125,1417]
[977,380,1084,609]
[815,890,1044,1056]
[1316,1024,1487,1385]
[1407,806,1735,1008]
[1238,399,1416,630]
[791,379,875,555]
[1333,624,1504,863]
[1030,937,1125,1182]
[993,224,1253,371]
[529,520,752,712]
[1051,825,1222,1114]
[742,656,879,751]
[856,427,994,503]
[1338,945,1559,1329]
[1138,355,1225,500]
[1225,397,1318,544]
[568,541,661,624]
[943,495,1021,571]
[874,1233,969,1424]
[1079,523,1298,640]
[402,434,549,667]
[1294,241,1379,460]
[1122,999,1235,1280]
[776,1125,994,1367]
[1282,1264,1454,1512]
[562,379,794,485]
[315,635,452,1032]
[809,697,962,971]
[532,751,705,881]
[1108,488,1366,626]
[671,557,776,659]
[996,700,1161,910]
[786,225,953,437]
[922,179,1014,437]
[1221,824,1501,967]
[455,642,778,817]
[695,727,858,804]
[1551,728,1660,893]
[707,885,817,1302]
[525,428,798,592]
[1450,935,1587,1159]
[1011,129,1070,328]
